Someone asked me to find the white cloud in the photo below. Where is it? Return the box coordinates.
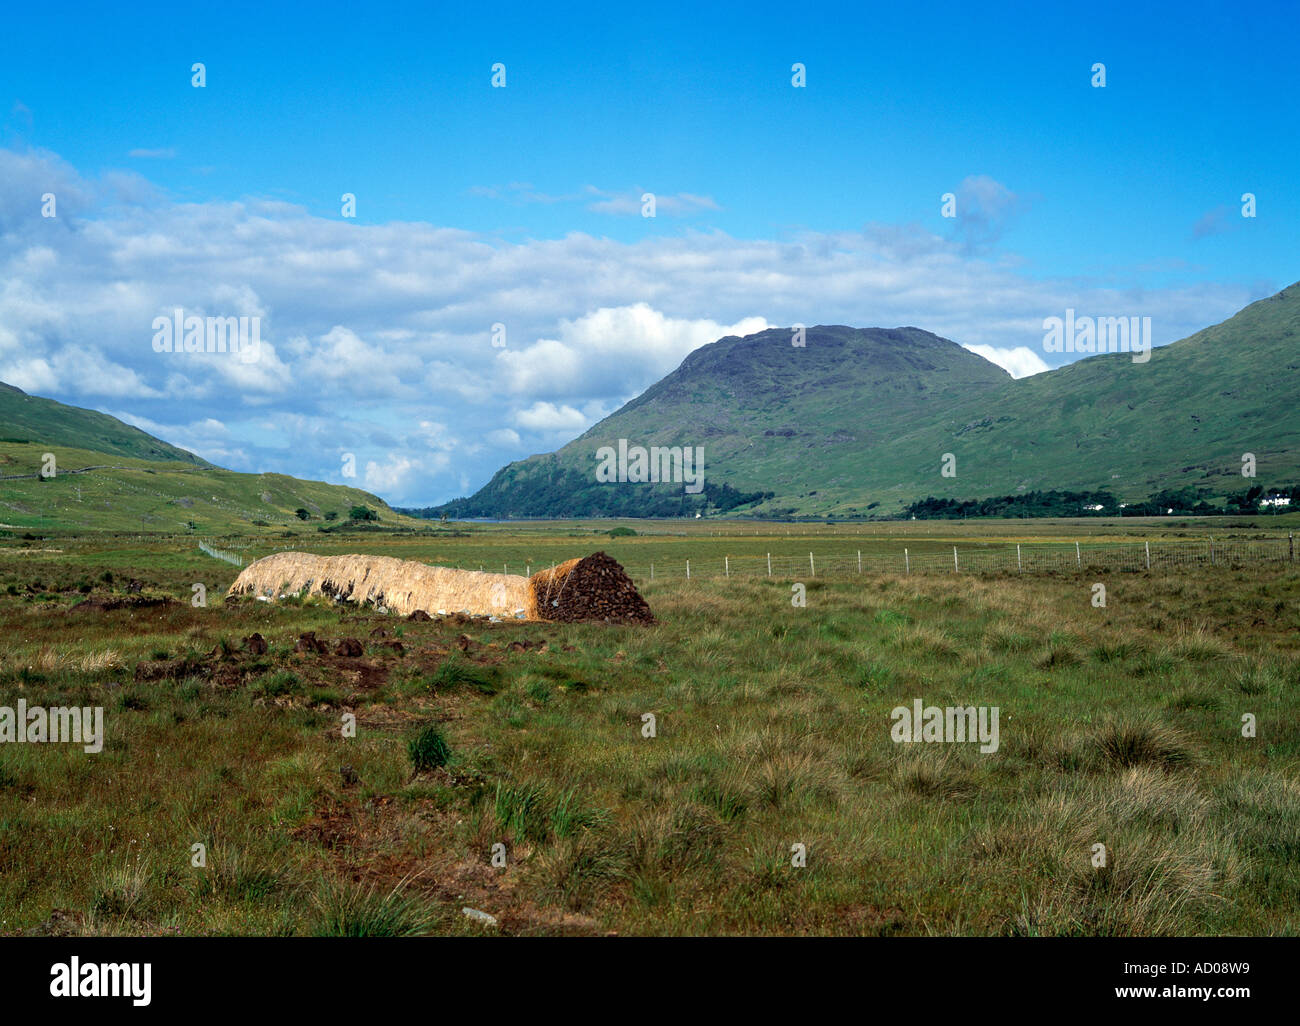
[584,186,720,217]
[497,304,770,399]
[514,401,590,433]
[962,344,1050,379]
[949,174,1024,251]
[487,427,521,447]
[363,455,420,493]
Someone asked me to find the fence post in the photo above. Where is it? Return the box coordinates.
[1145,541,1151,570]
[1291,533,1295,562]
[767,552,771,576]
[1210,537,1214,565]
[725,556,729,577]
[686,560,690,580]
[953,546,959,573]
[858,549,862,573]
[809,552,815,576]
[650,563,654,581]
[1075,541,1081,567]
[1017,544,1022,573]
[905,548,910,574]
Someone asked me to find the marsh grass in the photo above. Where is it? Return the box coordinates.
[1,531,1297,935]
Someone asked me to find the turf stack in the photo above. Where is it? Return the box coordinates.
[528,551,655,625]
[226,550,652,624]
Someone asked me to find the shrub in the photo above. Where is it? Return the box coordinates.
[425,659,498,695]
[408,724,451,771]
[252,670,300,698]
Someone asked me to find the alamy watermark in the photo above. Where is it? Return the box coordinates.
[595,440,704,494]
[50,957,150,1006]
[0,701,103,753]
[1043,309,1150,364]
[890,699,999,753]
[151,308,261,363]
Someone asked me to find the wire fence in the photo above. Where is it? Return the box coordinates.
[197,534,1298,583]
[198,540,245,567]
[619,535,1298,584]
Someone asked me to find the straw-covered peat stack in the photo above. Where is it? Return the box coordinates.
[226,550,653,624]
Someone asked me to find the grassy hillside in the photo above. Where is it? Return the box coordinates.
[440,326,1011,518]
[439,283,1300,518]
[0,441,418,535]
[0,381,209,465]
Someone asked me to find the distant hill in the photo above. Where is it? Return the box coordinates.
[434,282,1300,518]
[0,381,209,465]
[0,384,414,534]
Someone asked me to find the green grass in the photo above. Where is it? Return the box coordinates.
[1,523,1298,936]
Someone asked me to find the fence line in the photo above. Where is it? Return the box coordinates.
[193,534,1297,582]
[198,540,244,567]
[616,535,1297,583]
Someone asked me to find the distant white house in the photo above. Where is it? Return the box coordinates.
[1084,504,1104,512]
[1261,495,1292,508]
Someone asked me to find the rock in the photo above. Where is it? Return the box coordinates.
[368,626,390,639]
[408,609,432,622]
[334,638,364,657]
[461,907,498,927]
[243,632,268,655]
[21,908,84,937]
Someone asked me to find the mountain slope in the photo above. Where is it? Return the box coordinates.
[0,381,209,465]
[439,282,1300,518]
[0,385,414,533]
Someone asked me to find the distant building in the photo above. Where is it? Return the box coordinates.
[1261,496,1292,508]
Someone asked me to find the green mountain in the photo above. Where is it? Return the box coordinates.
[0,383,413,534]
[0,381,209,465]
[436,282,1300,518]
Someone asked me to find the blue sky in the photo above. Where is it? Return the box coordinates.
[0,0,1295,503]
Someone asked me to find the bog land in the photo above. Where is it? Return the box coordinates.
[1,516,1297,936]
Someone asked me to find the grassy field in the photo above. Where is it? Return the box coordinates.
[1,518,1297,936]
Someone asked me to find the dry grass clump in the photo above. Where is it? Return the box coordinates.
[979,768,1241,936]
[1092,715,1195,771]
